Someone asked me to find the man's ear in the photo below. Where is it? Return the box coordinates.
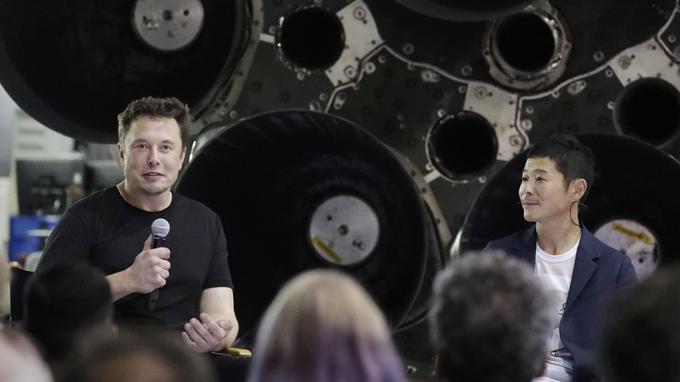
[180,146,187,167]
[571,178,587,201]
[118,144,126,165]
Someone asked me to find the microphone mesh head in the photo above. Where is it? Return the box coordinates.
[151,218,170,237]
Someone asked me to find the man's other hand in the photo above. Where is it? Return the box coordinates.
[181,313,234,353]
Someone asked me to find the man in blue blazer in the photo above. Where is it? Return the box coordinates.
[485,135,637,382]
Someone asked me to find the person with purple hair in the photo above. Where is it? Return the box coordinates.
[247,269,407,382]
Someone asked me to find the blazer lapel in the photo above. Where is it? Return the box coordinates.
[565,228,600,312]
[511,226,538,267]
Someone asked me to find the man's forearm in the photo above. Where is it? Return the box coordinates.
[106,269,134,301]
[223,318,239,347]
[199,287,239,349]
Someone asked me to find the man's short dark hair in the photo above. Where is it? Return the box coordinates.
[600,266,680,382]
[25,261,112,361]
[429,250,553,382]
[527,134,595,197]
[117,96,191,147]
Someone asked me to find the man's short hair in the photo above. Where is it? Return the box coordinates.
[429,250,553,382]
[527,134,595,197]
[600,266,680,382]
[117,96,191,147]
[25,261,112,361]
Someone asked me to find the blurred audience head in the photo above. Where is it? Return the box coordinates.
[429,250,553,382]
[600,266,680,382]
[0,330,52,382]
[24,261,113,362]
[59,329,216,382]
[248,269,406,382]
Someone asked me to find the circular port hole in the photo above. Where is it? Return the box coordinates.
[494,12,556,73]
[277,6,345,71]
[427,111,498,180]
[614,78,680,146]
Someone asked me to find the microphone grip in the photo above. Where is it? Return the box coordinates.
[148,236,166,311]
[152,236,165,249]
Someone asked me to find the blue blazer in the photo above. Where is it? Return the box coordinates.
[485,226,637,382]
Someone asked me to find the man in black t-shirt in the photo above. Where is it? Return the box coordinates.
[38,97,238,352]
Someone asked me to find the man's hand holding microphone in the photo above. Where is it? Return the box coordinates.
[107,218,171,302]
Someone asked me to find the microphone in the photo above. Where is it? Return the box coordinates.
[148,218,170,311]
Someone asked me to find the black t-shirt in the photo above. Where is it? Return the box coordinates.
[39,186,232,330]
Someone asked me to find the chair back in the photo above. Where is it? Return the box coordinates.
[9,264,33,326]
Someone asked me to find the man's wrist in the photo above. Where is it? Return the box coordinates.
[107,268,135,301]
[120,268,135,293]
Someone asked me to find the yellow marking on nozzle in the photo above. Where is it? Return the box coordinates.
[311,236,342,264]
[612,223,655,245]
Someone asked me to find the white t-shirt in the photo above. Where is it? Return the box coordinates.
[532,237,580,382]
